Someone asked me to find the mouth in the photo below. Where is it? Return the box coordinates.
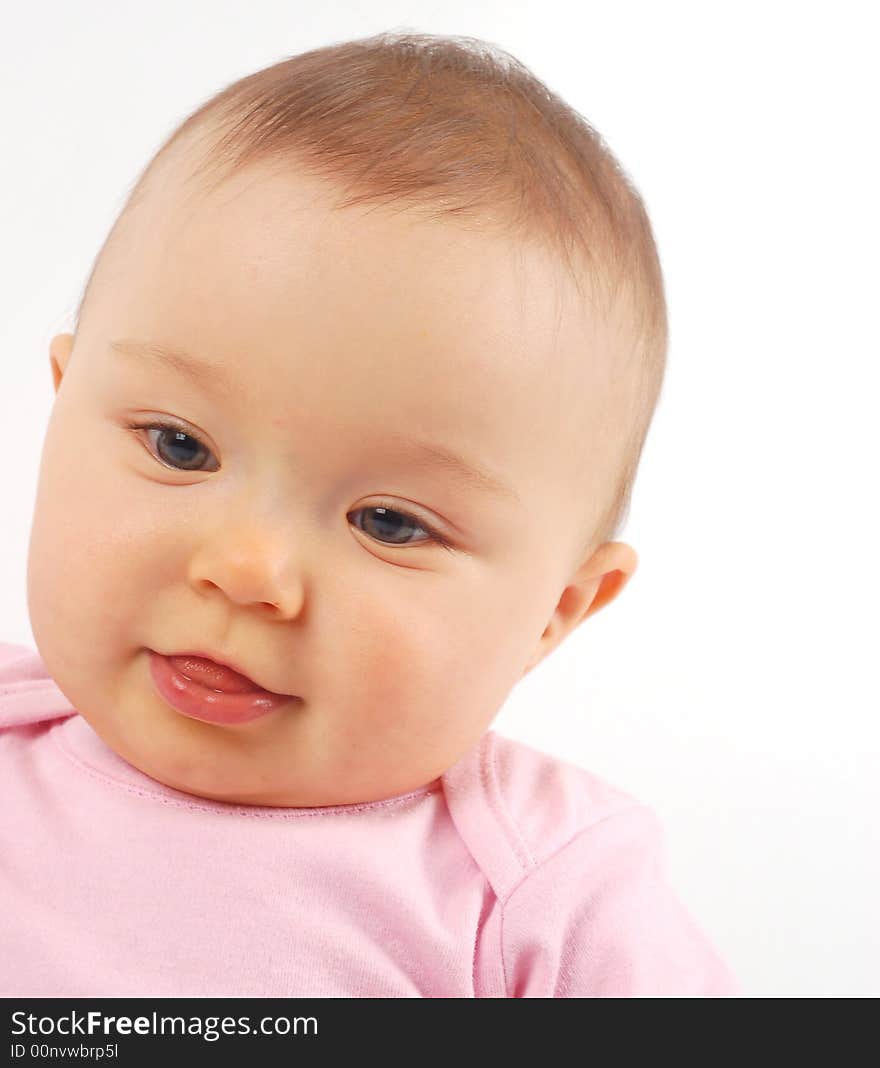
[163,651,291,697]
[147,650,299,726]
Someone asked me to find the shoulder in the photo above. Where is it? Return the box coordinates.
[448,733,741,995]
[0,641,76,729]
[484,739,739,995]
[485,730,647,869]
[440,729,647,903]
[475,735,741,996]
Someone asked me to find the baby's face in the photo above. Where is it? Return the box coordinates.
[27,161,635,806]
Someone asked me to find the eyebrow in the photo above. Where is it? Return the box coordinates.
[109,337,520,502]
[110,338,235,399]
[375,434,520,501]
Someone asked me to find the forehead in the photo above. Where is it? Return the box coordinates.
[89,162,612,493]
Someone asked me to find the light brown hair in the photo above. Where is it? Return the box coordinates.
[76,30,668,555]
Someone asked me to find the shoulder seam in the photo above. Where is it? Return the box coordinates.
[499,798,654,909]
[482,731,537,873]
[0,679,56,697]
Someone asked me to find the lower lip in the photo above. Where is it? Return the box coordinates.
[148,650,296,725]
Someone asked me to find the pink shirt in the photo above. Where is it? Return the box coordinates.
[0,641,740,997]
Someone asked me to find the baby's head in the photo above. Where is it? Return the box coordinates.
[27,32,667,807]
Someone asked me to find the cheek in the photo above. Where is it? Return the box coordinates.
[334,588,447,707]
[331,567,537,741]
[27,409,162,658]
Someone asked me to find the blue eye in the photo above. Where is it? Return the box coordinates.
[127,419,217,472]
[124,419,453,551]
[348,504,449,549]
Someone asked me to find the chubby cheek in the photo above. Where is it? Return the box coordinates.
[27,408,163,682]
[329,566,537,773]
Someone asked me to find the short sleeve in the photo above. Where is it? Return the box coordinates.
[500,803,741,997]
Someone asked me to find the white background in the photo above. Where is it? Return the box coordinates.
[2,1,877,996]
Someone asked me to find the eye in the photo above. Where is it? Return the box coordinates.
[348,503,452,551]
[125,419,218,472]
[125,420,454,552]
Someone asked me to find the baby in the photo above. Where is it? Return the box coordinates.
[0,31,739,997]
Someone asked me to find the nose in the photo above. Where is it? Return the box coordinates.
[186,526,305,619]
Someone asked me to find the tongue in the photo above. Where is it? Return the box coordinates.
[169,655,262,693]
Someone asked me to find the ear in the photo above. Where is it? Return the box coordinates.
[521,541,638,677]
[49,333,75,394]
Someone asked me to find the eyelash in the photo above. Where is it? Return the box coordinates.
[124,418,454,552]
